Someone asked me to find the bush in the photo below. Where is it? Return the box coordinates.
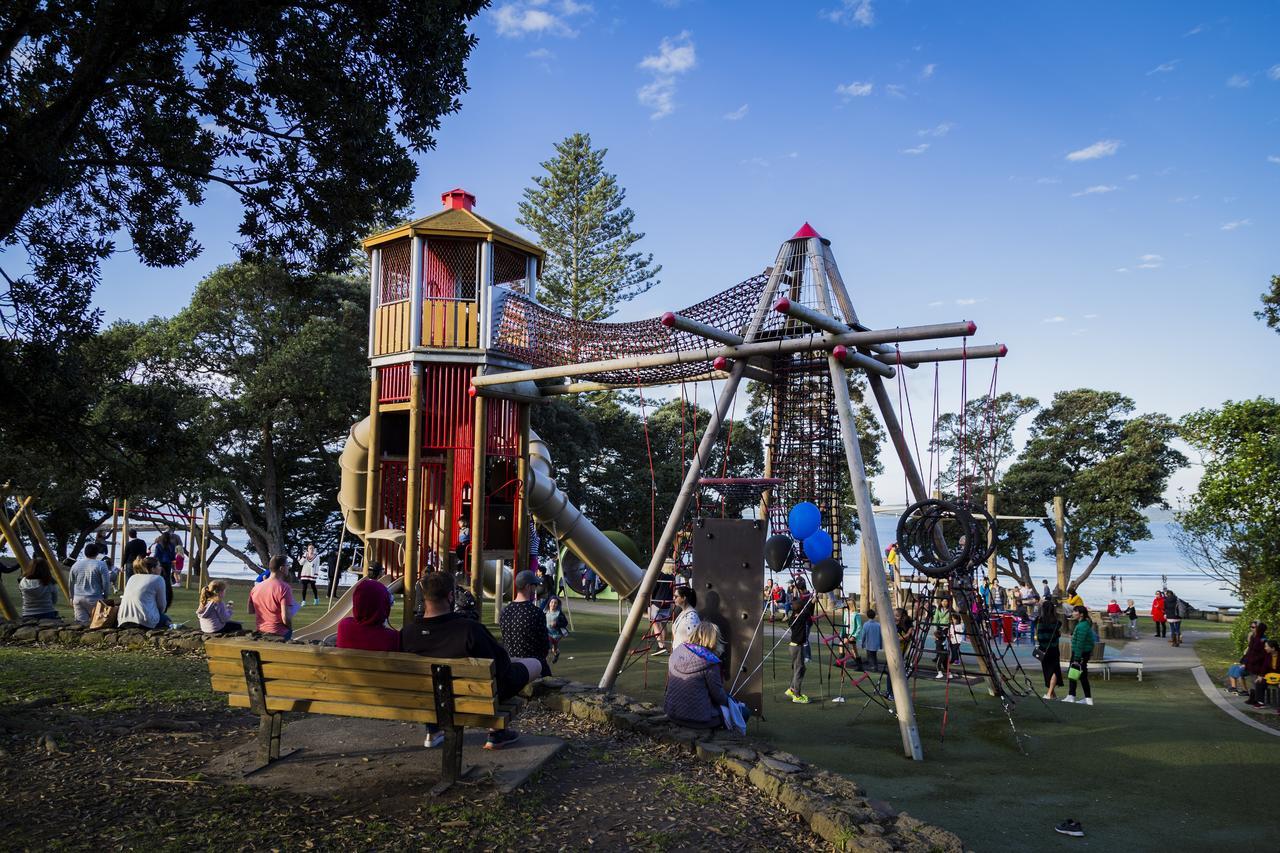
[1231,578,1280,654]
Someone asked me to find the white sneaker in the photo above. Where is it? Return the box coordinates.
[1083,698,1094,706]
[1043,693,1053,700]
[935,671,944,680]
[424,730,445,748]
[1062,695,1076,704]
[832,696,846,703]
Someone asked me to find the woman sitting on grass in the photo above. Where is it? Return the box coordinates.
[196,580,243,635]
[664,621,728,729]
[19,557,60,620]
[117,557,170,631]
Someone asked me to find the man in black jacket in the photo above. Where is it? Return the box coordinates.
[786,579,815,704]
[401,572,541,750]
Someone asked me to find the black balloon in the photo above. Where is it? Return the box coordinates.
[764,534,793,573]
[811,558,843,593]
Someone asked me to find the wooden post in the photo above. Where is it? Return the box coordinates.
[403,364,424,626]
[185,506,198,589]
[364,368,383,565]
[18,500,71,602]
[469,393,487,614]
[198,507,211,589]
[986,492,998,584]
[0,496,35,574]
[119,499,131,592]
[859,541,871,616]
[515,404,531,576]
[1054,496,1067,594]
[108,498,120,573]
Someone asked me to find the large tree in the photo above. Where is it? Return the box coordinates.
[995,389,1185,590]
[0,0,485,343]
[130,260,367,566]
[517,132,660,323]
[1174,398,1280,598]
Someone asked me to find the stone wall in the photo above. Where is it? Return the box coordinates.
[1,618,967,852]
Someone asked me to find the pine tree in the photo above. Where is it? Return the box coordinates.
[517,133,661,321]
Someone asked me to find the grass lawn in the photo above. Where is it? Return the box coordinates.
[546,606,1279,853]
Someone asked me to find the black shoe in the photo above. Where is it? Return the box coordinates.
[483,729,520,750]
[1054,819,1084,837]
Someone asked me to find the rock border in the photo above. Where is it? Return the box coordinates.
[1,619,966,851]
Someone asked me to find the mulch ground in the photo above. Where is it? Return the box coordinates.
[0,696,817,852]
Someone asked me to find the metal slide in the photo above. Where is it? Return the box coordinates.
[291,574,404,643]
[527,430,644,598]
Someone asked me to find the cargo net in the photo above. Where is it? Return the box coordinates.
[754,236,854,339]
[766,355,843,564]
[491,274,768,385]
[698,477,781,504]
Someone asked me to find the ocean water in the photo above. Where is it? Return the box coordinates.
[838,514,1240,612]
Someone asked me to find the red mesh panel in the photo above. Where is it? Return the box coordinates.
[379,240,412,303]
[378,363,411,403]
[422,363,476,450]
[486,398,519,458]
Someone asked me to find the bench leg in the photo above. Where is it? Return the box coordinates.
[257,712,283,763]
[442,726,464,784]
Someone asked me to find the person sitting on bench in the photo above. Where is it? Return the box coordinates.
[401,571,542,751]
[336,574,399,652]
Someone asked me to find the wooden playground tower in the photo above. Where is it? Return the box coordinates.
[344,189,546,624]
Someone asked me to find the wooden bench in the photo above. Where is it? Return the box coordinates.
[204,637,519,788]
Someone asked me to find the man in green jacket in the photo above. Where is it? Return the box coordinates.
[1062,605,1096,706]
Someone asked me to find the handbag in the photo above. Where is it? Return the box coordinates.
[90,598,119,629]
[1067,657,1083,681]
[1032,645,1045,661]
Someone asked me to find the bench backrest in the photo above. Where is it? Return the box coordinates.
[204,637,504,727]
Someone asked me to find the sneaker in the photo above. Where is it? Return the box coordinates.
[1043,693,1054,700]
[298,601,306,608]
[785,687,798,699]
[934,671,944,680]
[831,696,846,704]
[313,599,320,606]
[651,647,669,657]
[483,730,520,750]
[551,649,560,664]
[424,730,445,748]
[1054,819,1085,837]
[1083,698,1094,706]
[791,693,811,704]
[1062,695,1076,704]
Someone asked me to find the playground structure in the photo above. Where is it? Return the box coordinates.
[0,488,72,620]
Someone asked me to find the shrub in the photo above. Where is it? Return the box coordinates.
[1231,578,1280,654]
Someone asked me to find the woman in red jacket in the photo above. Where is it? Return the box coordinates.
[1150,592,1166,638]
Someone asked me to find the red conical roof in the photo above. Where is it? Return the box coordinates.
[791,222,821,240]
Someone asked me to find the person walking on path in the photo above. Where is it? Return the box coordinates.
[1035,599,1064,699]
[500,570,551,676]
[1150,591,1167,638]
[786,578,815,703]
[299,543,320,606]
[1164,589,1183,647]
[69,543,112,625]
[1063,605,1095,705]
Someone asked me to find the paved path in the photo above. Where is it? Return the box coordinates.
[1190,664,1280,738]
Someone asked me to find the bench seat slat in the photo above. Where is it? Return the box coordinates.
[204,638,495,680]
[206,658,497,697]
[210,676,501,716]
[225,693,508,729]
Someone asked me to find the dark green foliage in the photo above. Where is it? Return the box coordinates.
[0,0,485,343]
[1232,579,1280,655]
[1176,397,1280,597]
[997,389,1185,589]
[1256,274,1280,332]
[517,133,660,322]
[932,392,1038,496]
[128,260,368,564]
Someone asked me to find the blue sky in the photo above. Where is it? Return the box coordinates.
[94,0,1278,503]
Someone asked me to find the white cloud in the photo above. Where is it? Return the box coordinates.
[1269,65,1280,81]
[901,143,929,155]
[1220,219,1252,231]
[918,122,953,137]
[1268,155,1280,164]
[928,300,945,307]
[822,0,874,27]
[1136,253,1163,269]
[1147,60,1179,75]
[492,1,591,38]
[640,30,696,74]
[1226,74,1250,88]
[1127,174,1140,181]
[1115,268,1129,273]
[1042,316,1067,323]
[1072,185,1118,197]
[920,63,936,79]
[1184,24,1205,36]
[885,83,906,98]
[526,47,555,59]
[200,121,231,137]
[955,298,978,306]
[723,103,749,121]
[835,81,874,99]
[1036,177,1062,184]
[1066,139,1122,161]
[637,32,696,119]
[1171,194,1200,203]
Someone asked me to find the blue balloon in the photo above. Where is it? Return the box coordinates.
[803,529,833,563]
[788,502,821,540]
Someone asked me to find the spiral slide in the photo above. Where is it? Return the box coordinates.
[526,430,644,598]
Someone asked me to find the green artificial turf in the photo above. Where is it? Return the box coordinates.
[544,607,1280,853]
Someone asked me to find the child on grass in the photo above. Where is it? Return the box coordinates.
[196,580,243,634]
[546,596,569,663]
